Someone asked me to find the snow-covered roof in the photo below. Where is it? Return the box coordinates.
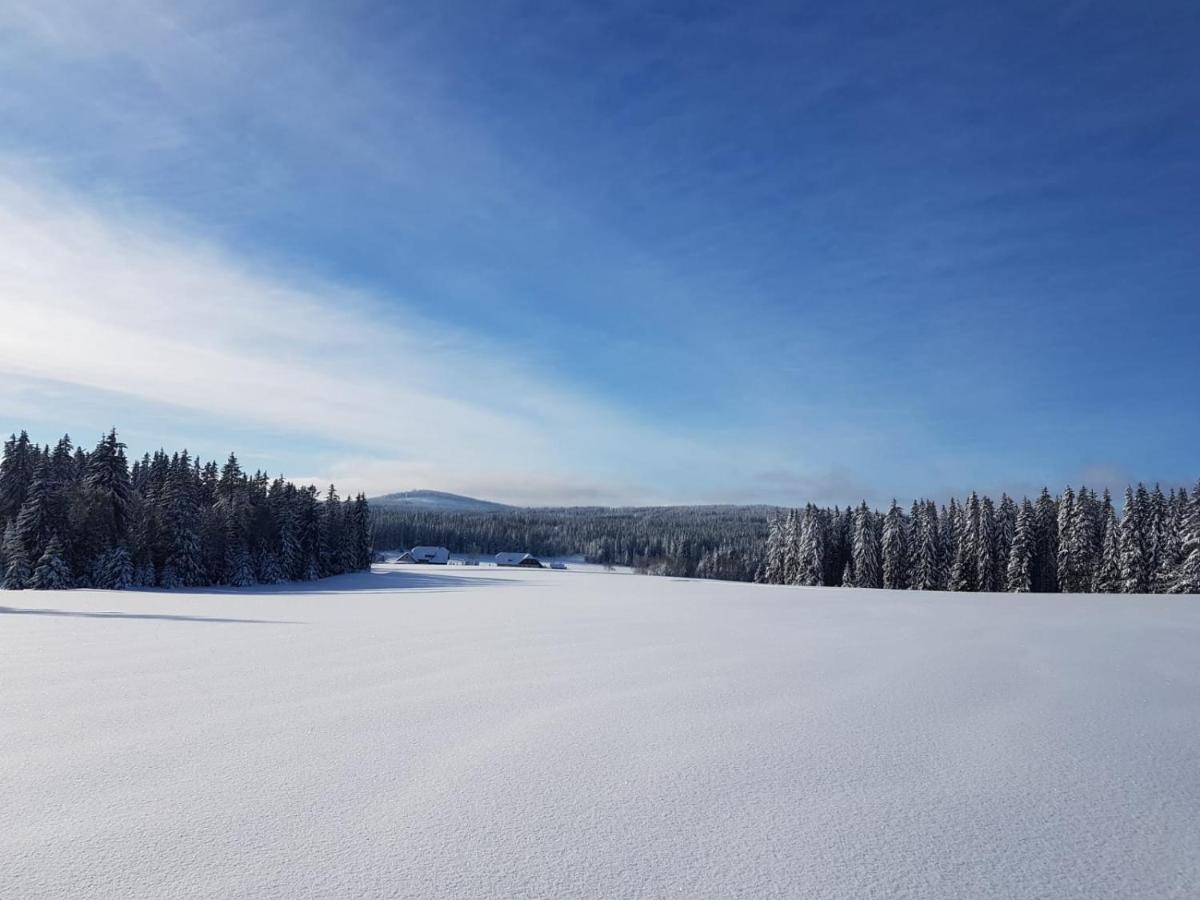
[495,552,533,566]
[409,546,450,564]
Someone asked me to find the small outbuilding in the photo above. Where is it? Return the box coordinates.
[399,546,450,565]
[495,552,545,568]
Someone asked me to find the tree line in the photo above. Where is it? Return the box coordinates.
[762,483,1200,594]
[371,504,768,579]
[0,429,372,590]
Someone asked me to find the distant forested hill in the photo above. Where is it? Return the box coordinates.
[371,504,769,581]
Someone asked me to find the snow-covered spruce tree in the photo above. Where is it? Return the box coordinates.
[796,505,825,586]
[1060,487,1097,591]
[1056,487,1083,593]
[279,497,305,582]
[1120,485,1152,593]
[297,485,324,580]
[226,543,256,587]
[881,501,908,590]
[995,494,1017,580]
[222,505,256,588]
[1093,503,1123,593]
[319,485,344,577]
[2,520,32,590]
[852,501,881,589]
[907,500,922,583]
[1005,500,1035,592]
[949,493,981,592]
[977,495,997,592]
[1147,485,1169,593]
[1170,483,1200,594]
[841,559,855,588]
[257,551,285,585]
[781,509,800,585]
[0,431,37,523]
[83,428,132,549]
[763,512,786,584]
[339,496,358,574]
[31,535,71,590]
[164,455,206,588]
[1156,487,1186,592]
[15,459,59,566]
[1033,488,1059,593]
[94,544,134,590]
[910,501,942,591]
[819,506,842,586]
[1082,488,1105,568]
[1069,487,1098,592]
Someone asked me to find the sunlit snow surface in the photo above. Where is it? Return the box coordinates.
[3,566,1198,899]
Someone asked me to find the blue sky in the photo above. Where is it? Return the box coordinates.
[1,1,1198,505]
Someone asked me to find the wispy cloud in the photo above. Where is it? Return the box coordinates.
[0,168,717,502]
[3,2,1195,505]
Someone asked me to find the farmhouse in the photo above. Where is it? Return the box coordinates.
[397,546,450,565]
[495,552,545,568]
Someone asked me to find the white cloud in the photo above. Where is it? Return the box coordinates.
[0,169,719,502]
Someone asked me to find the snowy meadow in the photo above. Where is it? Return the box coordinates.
[3,565,1197,899]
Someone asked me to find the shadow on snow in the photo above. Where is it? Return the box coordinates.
[178,568,518,595]
[0,570,522,622]
[0,606,297,624]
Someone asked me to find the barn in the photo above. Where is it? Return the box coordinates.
[398,546,450,565]
[495,552,545,568]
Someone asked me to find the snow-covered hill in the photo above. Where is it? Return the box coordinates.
[368,489,513,512]
[3,569,1198,899]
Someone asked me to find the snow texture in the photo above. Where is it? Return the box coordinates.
[2,566,1198,899]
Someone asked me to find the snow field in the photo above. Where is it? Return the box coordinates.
[2,565,1198,899]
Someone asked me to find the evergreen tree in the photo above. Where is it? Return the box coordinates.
[977,495,997,592]
[852,501,881,589]
[1171,483,1200,594]
[1056,486,1095,593]
[995,494,1016,579]
[353,493,372,571]
[1147,485,1169,592]
[1093,503,1123,593]
[781,509,800,585]
[93,544,134,590]
[2,520,31,589]
[0,431,36,522]
[31,535,72,590]
[49,435,77,485]
[796,505,825,586]
[15,459,58,565]
[949,493,981,592]
[1120,485,1152,593]
[1156,488,1186,592]
[1005,500,1035,592]
[764,512,786,584]
[1033,488,1059,593]
[910,501,942,591]
[83,429,132,548]
[881,500,908,590]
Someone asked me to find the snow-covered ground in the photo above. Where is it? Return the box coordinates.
[2,567,1198,899]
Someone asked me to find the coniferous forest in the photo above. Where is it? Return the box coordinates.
[5,426,1196,595]
[374,484,1200,593]
[762,484,1200,594]
[0,430,372,590]
[370,504,769,581]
